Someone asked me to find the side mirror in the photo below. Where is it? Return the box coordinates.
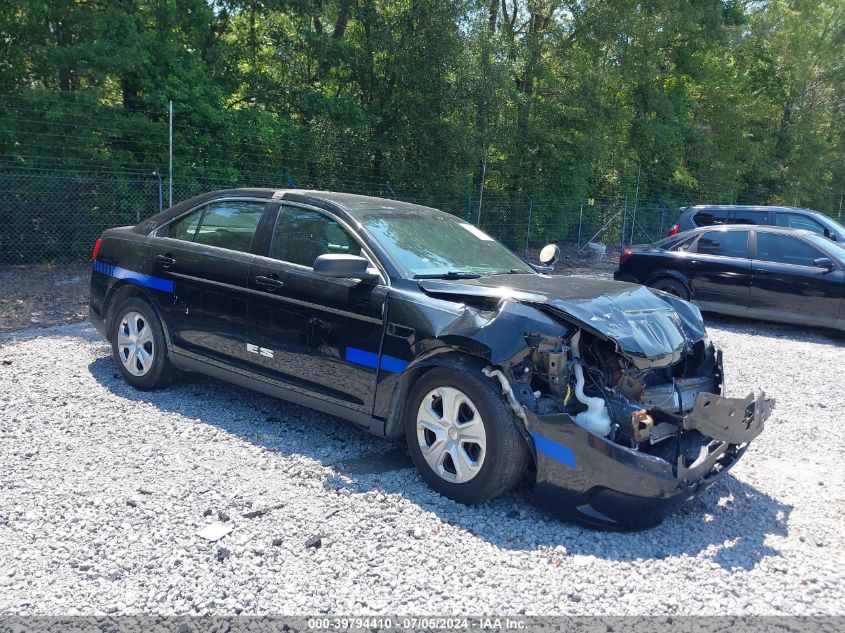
[539,244,561,266]
[314,254,379,280]
[813,257,834,271]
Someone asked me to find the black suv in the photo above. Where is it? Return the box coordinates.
[668,205,845,242]
[89,189,772,529]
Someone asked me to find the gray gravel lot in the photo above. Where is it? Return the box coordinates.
[0,315,844,616]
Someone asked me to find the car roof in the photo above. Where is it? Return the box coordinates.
[137,188,450,232]
[687,224,817,237]
[687,204,820,215]
[277,190,445,219]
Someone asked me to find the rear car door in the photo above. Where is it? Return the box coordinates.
[245,204,388,414]
[151,199,269,362]
[687,229,751,314]
[750,232,843,327]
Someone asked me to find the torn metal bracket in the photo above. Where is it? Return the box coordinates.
[683,391,773,444]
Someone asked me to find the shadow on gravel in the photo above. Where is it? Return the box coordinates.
[704,313,845,345]
[86,340,793,571]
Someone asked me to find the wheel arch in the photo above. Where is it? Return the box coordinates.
[645,269,693,297]
[103,283,171,346]
[382,347,536,467]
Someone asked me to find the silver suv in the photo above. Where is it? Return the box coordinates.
[668,205,845,242]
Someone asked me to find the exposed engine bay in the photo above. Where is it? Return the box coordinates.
[508,325,772,484]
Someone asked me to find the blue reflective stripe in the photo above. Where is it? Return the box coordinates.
[93,261,174,293]
[345,347,379,369]
[380,354,408,374]
[345,347,409,374]
[532,432,577,469]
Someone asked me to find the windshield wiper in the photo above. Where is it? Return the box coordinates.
[489,269,535,275]
[414,271,483,280]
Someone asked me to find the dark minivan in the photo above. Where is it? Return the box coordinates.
[668,205,845,242]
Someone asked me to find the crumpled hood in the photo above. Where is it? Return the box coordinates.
[417,275,707,369]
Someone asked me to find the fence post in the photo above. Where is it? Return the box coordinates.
[154,171,163,213]
[524,194,533,257]
[620,196,627,248]
[577,203,583,249]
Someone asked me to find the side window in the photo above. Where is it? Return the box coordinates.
[193,201,266,253]
[693,209,731,226]
[732,210,768,225]
[694,230,748,258]
[168,208,203,241]
[756,233,823,267]
[270,206,361,267]
[668,235,696,252]
[775,213,826,235]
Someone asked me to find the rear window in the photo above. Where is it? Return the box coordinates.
[694,230,748,258]
[732,210,768,225]
[693,209,731,226]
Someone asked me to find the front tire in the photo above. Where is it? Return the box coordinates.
[404,367,529,505]
[110,297,177,391]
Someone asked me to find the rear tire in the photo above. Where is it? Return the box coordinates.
[404,367,529,505]
[649,277,690,301]
[110,297,178,391]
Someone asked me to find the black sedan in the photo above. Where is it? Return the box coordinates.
[615,225,845,331]
[89,189,772,530]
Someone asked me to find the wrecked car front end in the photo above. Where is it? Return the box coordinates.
[408,278,773,530]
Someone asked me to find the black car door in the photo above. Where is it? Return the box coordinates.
[686,229,752,314]
[151,198,269,362]
[245,203,388,414]
[750,232,843,327]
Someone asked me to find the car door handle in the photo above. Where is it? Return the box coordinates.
[755,268,769,275]
[689,260,701,266]
[255,275,285,289]
[155,254,176,268]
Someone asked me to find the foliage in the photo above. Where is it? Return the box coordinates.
[0,0,842,254]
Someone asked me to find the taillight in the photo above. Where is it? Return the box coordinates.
[91,238,102,260]
[619,247,633,265]
[667,224,680,236]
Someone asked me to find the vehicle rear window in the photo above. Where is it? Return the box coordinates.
[774,212,826,235]
[694,230,748,258]
[693,209,731,226]
[732,210,768,225]
[756,233,824,267]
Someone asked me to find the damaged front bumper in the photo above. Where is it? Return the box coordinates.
[526,390,771,530]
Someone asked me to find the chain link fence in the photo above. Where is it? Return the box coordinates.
[0,170,685,265]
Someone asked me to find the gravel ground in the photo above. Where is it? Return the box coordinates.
[0,316,843,616]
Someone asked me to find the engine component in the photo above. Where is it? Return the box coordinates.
[570,332,611,437]
[631,410,654,443]
[526,333,569,396]
[613,371,645,401]
[641,376,714,413]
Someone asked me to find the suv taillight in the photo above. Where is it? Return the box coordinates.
[619,247,633,265]
[91,238,102,260]
[667,224,680,236]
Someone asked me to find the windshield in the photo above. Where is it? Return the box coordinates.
[357,210,535,277]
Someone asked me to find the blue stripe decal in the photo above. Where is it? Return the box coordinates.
[345,347,409,374]
[532,432,577,469]
[345,347,380,370]
[93,261,174,293]
[380,354,409,374]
